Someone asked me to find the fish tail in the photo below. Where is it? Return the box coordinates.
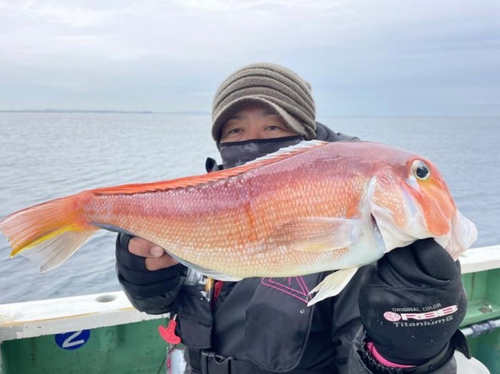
[0,192,98,272]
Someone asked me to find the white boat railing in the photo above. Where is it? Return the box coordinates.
[0,291,168,343]
[459,245,500,274]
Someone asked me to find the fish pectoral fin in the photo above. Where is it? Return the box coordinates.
[278,217,362,252]
[307,267,359,306]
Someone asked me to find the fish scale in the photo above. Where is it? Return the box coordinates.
[85,148,382,277]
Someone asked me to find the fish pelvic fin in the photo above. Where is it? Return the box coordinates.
[91,140,330,196]
[307,267,359,306]
[0,193,97,272]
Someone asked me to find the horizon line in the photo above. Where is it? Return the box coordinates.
[0,109,499,119]
[0,109,210,114]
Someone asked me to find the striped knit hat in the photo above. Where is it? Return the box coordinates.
[212,63,316,142]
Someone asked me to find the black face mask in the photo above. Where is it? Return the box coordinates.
[219,136,303,169]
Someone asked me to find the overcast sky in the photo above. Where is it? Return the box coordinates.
[0,0,498,116]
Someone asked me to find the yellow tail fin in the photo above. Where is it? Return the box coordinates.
[0,194,98,272]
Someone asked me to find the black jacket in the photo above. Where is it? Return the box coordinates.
[117,123,466,373]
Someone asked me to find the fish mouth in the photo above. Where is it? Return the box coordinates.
[435,210,478,260]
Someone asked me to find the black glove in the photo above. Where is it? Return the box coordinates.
[115,233,185,299]
[358,238,467,366]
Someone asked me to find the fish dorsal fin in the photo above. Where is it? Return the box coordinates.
[93,140,329,195]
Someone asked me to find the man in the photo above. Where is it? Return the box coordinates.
[116,63,470,373]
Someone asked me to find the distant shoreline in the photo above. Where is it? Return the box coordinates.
[0,109,210,115]
[0,110,497,119]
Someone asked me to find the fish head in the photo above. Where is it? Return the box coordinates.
[369,155,477,259]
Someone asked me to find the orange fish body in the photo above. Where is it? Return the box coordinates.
[0,141,477,305]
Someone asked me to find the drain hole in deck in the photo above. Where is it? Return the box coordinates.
[96,295,117,303]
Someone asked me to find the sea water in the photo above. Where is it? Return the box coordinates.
[0,113,498,303]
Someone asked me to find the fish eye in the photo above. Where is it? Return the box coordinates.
[412,160,430,180]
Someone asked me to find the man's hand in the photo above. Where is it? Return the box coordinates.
[115,233,186,309]
[358,238,467,366]
[116,233,185,300]
[128,237,179,271]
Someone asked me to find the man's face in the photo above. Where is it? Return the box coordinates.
[220,106,298,143]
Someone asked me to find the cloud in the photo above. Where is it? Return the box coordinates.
[0,0,498,115]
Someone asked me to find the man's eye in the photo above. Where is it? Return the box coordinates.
[228,128,241,134]
[267,125,280,131]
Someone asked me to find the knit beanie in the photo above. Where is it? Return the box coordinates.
[212,63,316,142]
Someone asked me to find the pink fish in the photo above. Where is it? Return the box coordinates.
[0,141,477,305]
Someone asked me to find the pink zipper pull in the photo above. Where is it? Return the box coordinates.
[158,314,181,344]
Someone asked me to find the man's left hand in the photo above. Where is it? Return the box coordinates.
[358,238,467,366]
